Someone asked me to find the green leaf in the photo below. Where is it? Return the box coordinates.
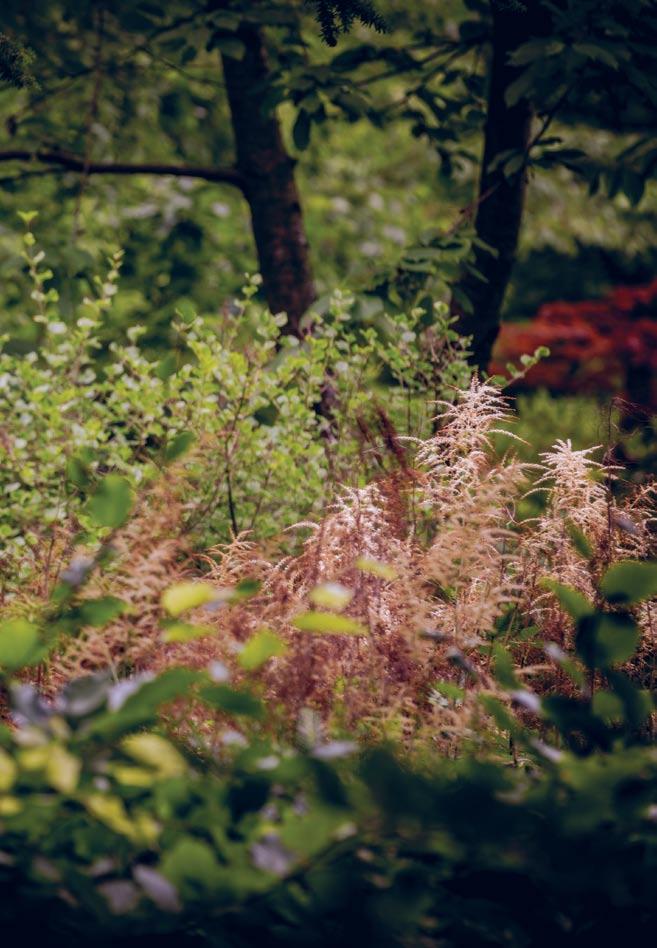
[161,582,218,617]
[211,34,246,59]
[161,838,224,892]
[510,39,564,66]
[572,42,620,69]
[309,583,353,610]
[161,621,213,643]
[66,454,91,488]
[433,681,464,702]
[88,669,201,737]
[292,612,367,635]
[505,71,533,107]
[239,629,287,671]
[156,352,178,380]
[0,748,17,791]
[232,579,261,602]
[600,560,657,605]
[576,612,640,669]
[0,619,41,671]
[199,684,264,718]
[164,431,196,463]
[355,557,396,580]
[78,596,126,627]
[592,689,625,724]
[122,733,187,777]
[566,523,594,560]
[45,744,81,794]
[540,579,594,621]
[86,475,133,529]
[492,644,518,689]
[293,109,312,151]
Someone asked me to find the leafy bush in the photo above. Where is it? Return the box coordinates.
[2,554,657,945]
[0,220,471,593]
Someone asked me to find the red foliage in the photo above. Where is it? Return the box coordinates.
[491,278,657,406]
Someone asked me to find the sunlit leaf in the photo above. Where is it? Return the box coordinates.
[0,619,41,671]
[161,582,218,617]
[122,733,187,777]
[355,557,397,580]
[309,583,353,610]
[292,611,367,635]
[239,629,287,670]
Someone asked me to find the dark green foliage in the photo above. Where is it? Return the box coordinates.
[2,553,657,944]
[0,32,35,88]
[309,0,387,46]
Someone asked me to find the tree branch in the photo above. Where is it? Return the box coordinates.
[0,148,245,190]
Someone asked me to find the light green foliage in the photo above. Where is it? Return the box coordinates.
[0,225,470,591]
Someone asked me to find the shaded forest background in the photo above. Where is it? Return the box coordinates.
[0,0,655,391]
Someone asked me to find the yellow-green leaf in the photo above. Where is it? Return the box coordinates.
[161,582,218,617]
[45,744,81,794]
[0,618,41,671]
[121,733,187,778]
[239,629,287,671]
[161,621,214,643]
[355,557,397,580]
[0,748,17,792]
[292,612,367,636]
[309,583,353,610]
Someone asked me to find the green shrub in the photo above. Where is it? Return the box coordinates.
[1,519,657,945]
[0,220,471,593]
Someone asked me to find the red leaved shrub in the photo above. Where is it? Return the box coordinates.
[492,278,657,406]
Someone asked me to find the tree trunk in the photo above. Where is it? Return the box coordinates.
[222,25,316,335]
[452,1,536,370]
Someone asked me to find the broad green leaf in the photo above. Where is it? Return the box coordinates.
[199,684,264,718]
[293,109,311,150]
[122,733,187,777]
[232,578,261,602]
[292,612,367,635]
[45,744,81,794]
[156,352,177,380]
[164,430,196,463]
[355,557,396,580]
[66,454,91,488]
[432,681,465,703]
[600,560,657,605]
[0,748,17,792]
[540,579,594,621]
[577,612,639,668]
[239,629,287,670]
[86,475,133,529]
[78,596,126,627]
[84,793,136,837]
[492,644,519,689]
[592,690,625,724]
[161,837,224,892]
[309,583,353,610]
[566,523,593,560]
[161,582,218,617]
[89,668,201,736]
[162,621,213,643]
[0,618,41,671]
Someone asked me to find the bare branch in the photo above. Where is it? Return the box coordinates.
[0,148,245,190]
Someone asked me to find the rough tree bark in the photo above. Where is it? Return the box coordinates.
[222,24,316,335]
[452,1,537,370]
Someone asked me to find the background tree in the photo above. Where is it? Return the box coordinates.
[0,0,656,367]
